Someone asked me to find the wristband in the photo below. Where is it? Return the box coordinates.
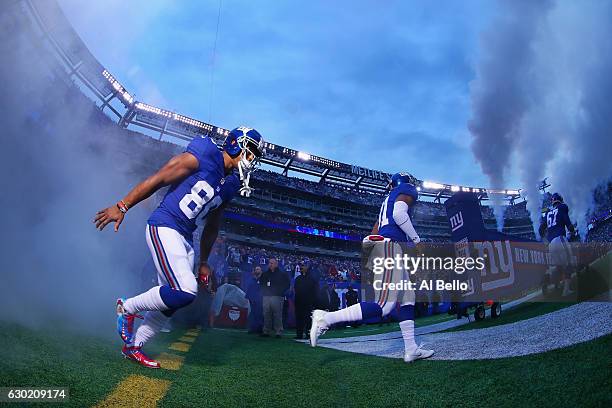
[117,201,129,214]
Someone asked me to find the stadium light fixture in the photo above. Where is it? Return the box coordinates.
[507,189,520,195]
[423,181,444,190]
[102,69,134,104]
[172,113,213,131]
[122,91,134,104]
[416,186,421,191]
[135,102,171,118]
[451,185,460,192]
[297,151,311,161]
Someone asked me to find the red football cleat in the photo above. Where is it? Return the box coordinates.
[121,345,161,369]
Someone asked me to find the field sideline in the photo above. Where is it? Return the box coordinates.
[1,312,610,407]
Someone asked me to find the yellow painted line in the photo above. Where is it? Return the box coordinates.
[94,374,170,408]
[185,329,200,336]
[179,336,196,343]
[155,352,185,371]
[168,341,191,352]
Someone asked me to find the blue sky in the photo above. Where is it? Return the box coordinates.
[59,0,506,188]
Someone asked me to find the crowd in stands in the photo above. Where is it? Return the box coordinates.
[226,205,456,245]
[207,237,361,288]
[226,205,367,236]
[479,201,531,220]
[255,170,535,224]
[587,219,612,243]
[503,201,531,219]
[253,169,385,207]
[412,202,447,218]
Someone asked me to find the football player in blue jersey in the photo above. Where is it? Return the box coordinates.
[94,127,264,368]
[310,173,434,363]
[540,193,576,296]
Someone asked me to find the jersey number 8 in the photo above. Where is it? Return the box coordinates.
[179,180,222,219]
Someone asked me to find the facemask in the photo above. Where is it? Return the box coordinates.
[237,145,260,197]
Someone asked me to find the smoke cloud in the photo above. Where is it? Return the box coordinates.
[468,0,553,231]
[546,1,612,238]
[0,4,168,337]
[469,0,612,237]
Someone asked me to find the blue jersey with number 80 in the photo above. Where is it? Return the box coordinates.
[148,136,239,244]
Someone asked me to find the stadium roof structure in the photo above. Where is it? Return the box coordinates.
[23,0,522,203]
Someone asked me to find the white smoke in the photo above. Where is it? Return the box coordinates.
[546,1,612,239]
[468,0,553,231]
[469,0,612,239]
[0,3,165,336]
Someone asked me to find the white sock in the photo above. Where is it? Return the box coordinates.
[400,320,417,353]
[323,304,363,326]
[124,286,167,314]
[132,311,168,347]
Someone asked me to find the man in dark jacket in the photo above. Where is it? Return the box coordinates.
[345,285,359,307]
[293,264,317,339]
[260,258,290,337]
[329,283,340,312]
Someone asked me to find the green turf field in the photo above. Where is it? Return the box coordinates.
[214,307,455,340]
[1,319,610,407]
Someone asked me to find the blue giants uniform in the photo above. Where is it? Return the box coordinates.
[377,184,416,244]
[544,203,572,242]
[148,136,240,244]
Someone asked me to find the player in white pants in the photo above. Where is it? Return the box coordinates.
[310,173,433,363]
[95,128,265,368]
[541,193,576,297]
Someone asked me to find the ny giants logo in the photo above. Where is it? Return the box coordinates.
[449,211,464,232]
